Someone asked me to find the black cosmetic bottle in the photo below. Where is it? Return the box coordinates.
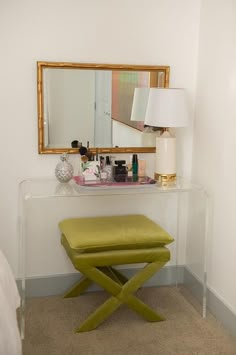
[114,160,127,182]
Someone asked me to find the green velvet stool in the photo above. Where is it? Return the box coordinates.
[59,214,174,332]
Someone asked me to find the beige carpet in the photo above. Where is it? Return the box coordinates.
[22,286,236,355]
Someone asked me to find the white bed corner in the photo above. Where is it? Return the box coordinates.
[0,249,22,355]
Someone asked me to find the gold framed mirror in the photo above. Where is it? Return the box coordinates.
[37,62,170,154]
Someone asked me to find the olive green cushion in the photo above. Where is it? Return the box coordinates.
[59,215,174,253]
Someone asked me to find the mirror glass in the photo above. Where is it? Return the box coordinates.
[37,62,170,154]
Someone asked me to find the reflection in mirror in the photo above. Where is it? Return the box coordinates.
[37,62,170,154]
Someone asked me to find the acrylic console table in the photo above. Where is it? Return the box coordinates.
[18,177,209,338]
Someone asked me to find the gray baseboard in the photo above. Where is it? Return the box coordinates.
[17,265,236,337]
[183,267,236,337]
[18,265,182,298]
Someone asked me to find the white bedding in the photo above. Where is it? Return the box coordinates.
[0,249,22,355]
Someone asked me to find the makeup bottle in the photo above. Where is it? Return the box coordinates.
[132,154,138,176]
[127,163,133,179]
[99,156,107,181]
[138,159,146,177]
[114,160,127,182]
[104,156,113,181]
[100,169,107,181]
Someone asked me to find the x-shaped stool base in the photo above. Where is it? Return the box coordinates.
[64,247,170,332]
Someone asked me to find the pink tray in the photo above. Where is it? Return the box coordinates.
[73,175,156,187]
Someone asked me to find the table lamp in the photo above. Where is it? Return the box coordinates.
[130,88,149,121]
[144,88,188,183]
[130,88,159,147]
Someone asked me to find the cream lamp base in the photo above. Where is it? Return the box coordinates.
[155,130,176,183]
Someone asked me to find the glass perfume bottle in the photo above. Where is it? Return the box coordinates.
[114,160,127,182]
[99,156,107,181]
[104,156,113,181]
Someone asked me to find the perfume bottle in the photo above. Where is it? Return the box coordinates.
[104,156,113,181]
[99,156,107,181]
[114,160,127,182]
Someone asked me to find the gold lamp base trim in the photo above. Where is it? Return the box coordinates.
[154,173,176,183]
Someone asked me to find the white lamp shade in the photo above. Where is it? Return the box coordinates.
[130,88,150,121]
[144,88,188,127]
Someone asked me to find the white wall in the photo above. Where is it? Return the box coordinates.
[0,1,200,276]
[112,120,143,147]
[192,0,236,313]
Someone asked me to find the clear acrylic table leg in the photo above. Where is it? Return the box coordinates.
[179,189,209,318]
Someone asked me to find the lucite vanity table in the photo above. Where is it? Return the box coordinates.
[18,176,209,338]
[25,60,211,340]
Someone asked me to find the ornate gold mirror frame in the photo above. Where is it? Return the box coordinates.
[37,62,170,154]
